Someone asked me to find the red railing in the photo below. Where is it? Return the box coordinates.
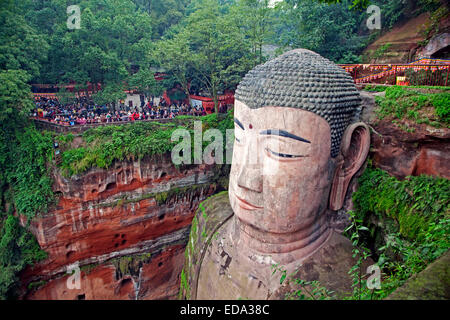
[339,58,450,86]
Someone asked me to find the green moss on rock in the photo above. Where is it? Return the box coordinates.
[179,191,233,300]
[27,280,48,291]
[95,183,212,209]
[387,250,450,300]
[111,253,153,278]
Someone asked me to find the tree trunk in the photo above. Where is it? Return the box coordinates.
[259,43,263,64]
[212,85,218,114]
[183,86,190,104]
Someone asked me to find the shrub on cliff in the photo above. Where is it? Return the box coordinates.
[0,123,53,299]
[349,165,450,299]
[375,86,450,128]
[58,109,234,177]
[0,73,54,299]
[0,215,47,299]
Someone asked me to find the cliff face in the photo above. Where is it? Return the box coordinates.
[360,91,450,180]
[363,10,450,63]
[371,120,450,179]
[21,154,228,300]
[364,13,430,63]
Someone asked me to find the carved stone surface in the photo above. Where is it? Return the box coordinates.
[418,33,450,59]
[235,48,362,157]
[370,119,450,180]
[182,192,371,300]
[360,90,450,180]
[26,244,187,300]
[182,49,371,300]
[20,155,227,300]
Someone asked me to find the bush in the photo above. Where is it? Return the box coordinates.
[354,167,449,242]
[430,94,450,123]
[58,110,234,176]
[0,120,53,299]
[349,166,450,299]
[375,86,450,127]
[363,85,388,92]
[0,215,47,299]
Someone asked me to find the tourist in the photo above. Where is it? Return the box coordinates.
[31,95,205,126]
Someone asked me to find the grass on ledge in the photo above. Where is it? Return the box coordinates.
[56,110,234,177]
[374,86,450,130]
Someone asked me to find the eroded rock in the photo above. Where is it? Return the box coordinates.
[20,155,228,300]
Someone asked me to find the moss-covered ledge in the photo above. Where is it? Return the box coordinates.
[179,191,233,300]
[386,250,450,300]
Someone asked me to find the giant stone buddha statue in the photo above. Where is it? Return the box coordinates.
[181,49,371,300]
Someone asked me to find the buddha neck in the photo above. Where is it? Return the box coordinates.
[232,211,332,265]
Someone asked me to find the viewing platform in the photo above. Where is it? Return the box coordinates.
[31,117,175,134]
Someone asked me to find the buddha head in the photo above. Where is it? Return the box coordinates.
[229,49,370,259]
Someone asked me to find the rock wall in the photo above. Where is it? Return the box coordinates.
[387,250,450,300]
[360,91,450,180]
[370,120,450,179]
[363,11,450,63]
[363,13,431,63]
[417,32,450,59]
[20,153,228,300]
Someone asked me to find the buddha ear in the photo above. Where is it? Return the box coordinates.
[329,122,371,211]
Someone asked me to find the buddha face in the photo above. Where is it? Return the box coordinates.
[229,100,335,235]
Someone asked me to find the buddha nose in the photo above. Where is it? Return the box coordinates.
[237,135,263,193]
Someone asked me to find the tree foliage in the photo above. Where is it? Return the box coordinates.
[128,68,165,99]
[0,4,49,79]
[0,71,34,123]
[25,0,154,100]
[0,1,54,299]
[272,0,367,63]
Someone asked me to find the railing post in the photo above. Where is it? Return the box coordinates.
[394,65,397,85]
[446,66,449,87]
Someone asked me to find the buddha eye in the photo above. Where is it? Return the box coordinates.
[265,148,302,159]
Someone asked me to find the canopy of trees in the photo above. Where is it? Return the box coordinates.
[1,0,440,112]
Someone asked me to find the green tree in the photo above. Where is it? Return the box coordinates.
[0,70,34,124]
[184,0,253,113]
[0,4,49,79]
[56,86,77,106]
[26,0,154,91]
[155,30,193,99]
[132,0,191,38]
[318,0,371,10]
[231,0,275,65]
[272,0,367,63]
[92,83,127,110]
[128,68,165,101]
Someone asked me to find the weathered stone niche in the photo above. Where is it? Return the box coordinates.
[21,153,229,300]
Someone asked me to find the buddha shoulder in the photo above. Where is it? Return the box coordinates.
[180,191,234,300]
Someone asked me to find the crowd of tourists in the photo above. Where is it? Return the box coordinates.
[32,96,208,126]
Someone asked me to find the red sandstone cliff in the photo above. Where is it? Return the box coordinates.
[363,10,449,63]
[370,120,450,179]
[360,91,450,180]
[20,154,228,300]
